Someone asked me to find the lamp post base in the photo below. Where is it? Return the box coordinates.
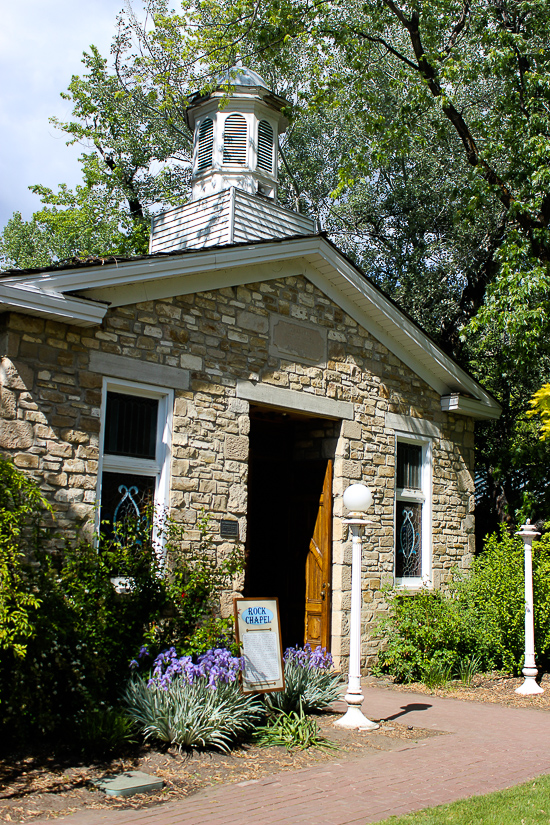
[515,668,544,695]
[334,691,379,731]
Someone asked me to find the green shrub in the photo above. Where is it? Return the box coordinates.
[374,588,489,683]
[0,459,244,747]
[265,644,341,714]
[0,458,49,658]
[124,675,264,751]
[375,526,550,683]
[456,526,550,673]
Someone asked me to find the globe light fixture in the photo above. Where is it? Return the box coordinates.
[335,483,379,731]
[343,483,373,515]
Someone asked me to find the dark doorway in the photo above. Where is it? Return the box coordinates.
[244,407,339,650]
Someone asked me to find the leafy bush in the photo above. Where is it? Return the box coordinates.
[0,458,49,658]
[265,644,341,714]
[375,526,550,683]
[455,527,550,673]
[0,458,244,747]
[124,648,263,750]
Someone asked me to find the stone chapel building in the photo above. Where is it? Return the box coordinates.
[0,67,500,668]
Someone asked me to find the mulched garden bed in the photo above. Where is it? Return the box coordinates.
[0,713,440,822]
[368,671,550,710]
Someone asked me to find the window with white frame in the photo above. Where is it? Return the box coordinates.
[394,437,432,586]
[97,379,173,549]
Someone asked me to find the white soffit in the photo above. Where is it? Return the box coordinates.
[2,236,501,414]
[0,282,106,327]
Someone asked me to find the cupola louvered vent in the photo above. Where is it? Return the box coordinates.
[257,121,274,173]
[197,118,213,170]
[223,114,247,165]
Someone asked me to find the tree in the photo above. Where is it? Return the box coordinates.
[1,42,193,270]
[0,184,147,270]
[4,0,550,529]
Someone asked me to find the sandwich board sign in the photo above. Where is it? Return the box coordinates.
[234,598,285,694]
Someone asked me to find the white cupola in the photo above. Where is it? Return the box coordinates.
[149,65,315,253]
[185,65,289,202]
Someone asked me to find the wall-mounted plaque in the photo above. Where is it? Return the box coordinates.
[234,598,285,694]
[220,519,239,538]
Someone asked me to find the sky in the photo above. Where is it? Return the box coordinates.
[0,1,129,229]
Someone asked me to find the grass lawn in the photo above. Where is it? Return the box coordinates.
[379,774,550,824]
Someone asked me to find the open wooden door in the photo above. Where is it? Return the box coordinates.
[304,460,332,649]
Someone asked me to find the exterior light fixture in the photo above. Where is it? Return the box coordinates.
[335,483,379,730]
[515,520,544,695]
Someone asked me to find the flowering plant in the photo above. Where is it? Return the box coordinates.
[265,643,341,714]
[145,646,244,690]
[284,643,333,670]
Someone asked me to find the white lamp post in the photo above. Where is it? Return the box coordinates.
[515,519,544,695]
[335,483,379,731]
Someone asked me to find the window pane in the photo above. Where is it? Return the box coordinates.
[397,443,422,489]
[100,471,155,542]
[396,502,422,578]
[104,392,158,459]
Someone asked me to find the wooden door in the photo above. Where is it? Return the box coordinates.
[304,460,332,649]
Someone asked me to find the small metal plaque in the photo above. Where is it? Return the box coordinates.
[220,519,239,538]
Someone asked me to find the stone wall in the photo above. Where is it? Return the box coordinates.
[0,272,475,670]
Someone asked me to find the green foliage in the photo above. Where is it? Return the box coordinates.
[527,383,550,441]
[0,458,49,658]
[124,675,264,751]
[374,588,485,684]
[376,527,550,683]
[159,511,244,653]
[264,660,341,714]
[255,703,336,752]
[457,654,482,687]
[75,707,137,756]
[0,183,147,271]
[0,460,243,746]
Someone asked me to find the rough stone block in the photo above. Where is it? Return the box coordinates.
[224,433,248,461]
[0,420,33,449]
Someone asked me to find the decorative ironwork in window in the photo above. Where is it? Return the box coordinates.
[395,502,422,578]
[223,114,247,165]
[257,120,274,172]
[100,389,162,545]
[100,471,155,542]
[197,118,213,171]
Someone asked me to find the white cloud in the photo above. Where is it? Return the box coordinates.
[0,0,128,227]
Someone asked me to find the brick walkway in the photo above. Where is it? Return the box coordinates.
[32,685,550,825]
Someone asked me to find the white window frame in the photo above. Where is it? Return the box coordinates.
[394,434,432,588]
[96,377,173,564]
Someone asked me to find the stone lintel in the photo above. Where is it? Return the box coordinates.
[236,380,353,420]
[89,351,189,390]
[385,412,441,438]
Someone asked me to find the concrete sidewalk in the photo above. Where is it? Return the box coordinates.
[32,685,550,825]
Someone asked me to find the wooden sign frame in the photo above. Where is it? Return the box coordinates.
[234,597,285,695]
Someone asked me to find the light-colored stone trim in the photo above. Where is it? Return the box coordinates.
[89,351,189,390]
[236,380,354,419]
[385,412,441,438]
